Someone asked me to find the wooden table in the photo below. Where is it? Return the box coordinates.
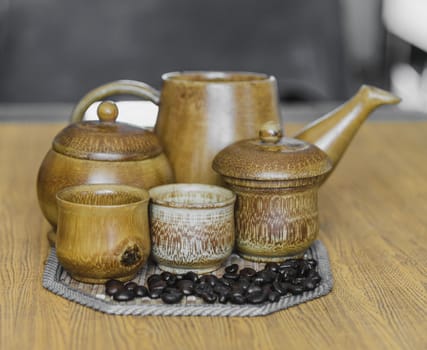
[1,121,426,350]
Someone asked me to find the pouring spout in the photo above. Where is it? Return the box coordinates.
[293,85,400,181]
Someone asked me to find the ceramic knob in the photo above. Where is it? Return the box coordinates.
[97,101,119,122]
[259,121,282,143]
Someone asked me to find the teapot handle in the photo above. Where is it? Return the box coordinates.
[69,80,160,123]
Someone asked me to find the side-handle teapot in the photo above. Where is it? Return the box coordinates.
[68,73,400,185]
[37,101,174,245]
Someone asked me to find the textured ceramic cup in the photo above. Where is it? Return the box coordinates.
[149,184,236,274]
[55,184,151,283]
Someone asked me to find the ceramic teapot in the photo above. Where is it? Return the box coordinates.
[37,101,174,244]
[69,73,400,186]
[212,84,400,261]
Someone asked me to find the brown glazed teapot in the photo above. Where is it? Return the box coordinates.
[213,84,400,261]
[68,74,400,186]
[37,101,174,244]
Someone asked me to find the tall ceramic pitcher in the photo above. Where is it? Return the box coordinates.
[70,72,281,185]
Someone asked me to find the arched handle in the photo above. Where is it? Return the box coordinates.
[69,80,161,123]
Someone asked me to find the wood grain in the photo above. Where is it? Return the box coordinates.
[0,121,426,350]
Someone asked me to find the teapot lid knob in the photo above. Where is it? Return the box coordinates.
[259,121,282,143]
[97,101,119,122]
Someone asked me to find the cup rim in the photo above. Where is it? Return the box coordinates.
[161,71,275,84]
[149,183,236,209]
[56,184,150,208]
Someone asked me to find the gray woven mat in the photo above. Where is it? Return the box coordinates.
[42,240,333,317]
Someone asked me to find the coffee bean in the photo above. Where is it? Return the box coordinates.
[148,290,162,299]
[200,274,218,287]
[292,277,306,285]
[253,270,275,285]
[247,290,268,304]
[194,282,213,296]
[252,274,265,285]
[274,272,283,283]
[238,278,250,291]
[200,292,217,304]
[230,287,245,297]
[149,279,168,293]
[181,271,199,283]
[218,293,229,304]
[225,264,239,273]
[135,285,148,298]
[279,259,299,270]
[264,270,277,283]
[125,281,138,292]
[299,261,312,277]
[176,279,194,295]
[264,262,279,273]
[214,283,231,295]
[223,272,239,281]
[272,281,291,296]
[303,279,316,291]
[113,289,135,302]
[147,274,162,285]
[161,291,183,304]
[305,259,317,270]
[162,286,177,292]
[230,283,244,295]
[229,294,246,305]
[289,284,305,295]
[161,271,177,285]
[272,280,283,295]
[307,270,321,284]
[247,283,263,295]
[262,284,272,294]
[280,267,298,281]
[105,279,124,296]
[240,267,256,278]
[268,290,281,303]
[218,277,234,287]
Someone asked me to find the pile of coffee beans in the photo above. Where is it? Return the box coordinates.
[105,258,321,305]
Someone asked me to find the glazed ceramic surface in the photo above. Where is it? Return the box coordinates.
[37,101,174,243]
[149,183,236,273]
[55,184,150,283]
[70,72,281,185]
[293,85,400,179]
[227,184,321,261]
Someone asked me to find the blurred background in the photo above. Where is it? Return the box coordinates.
[0,0,426,121]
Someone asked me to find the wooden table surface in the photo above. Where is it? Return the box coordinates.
[0,121,426,350]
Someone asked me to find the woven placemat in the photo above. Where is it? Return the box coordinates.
[42,240,333,317]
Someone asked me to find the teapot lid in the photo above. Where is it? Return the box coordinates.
[53,101,162,161]
[212,121,332,181]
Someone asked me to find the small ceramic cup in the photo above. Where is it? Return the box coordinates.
[149,184,236,274]
[55,184,151,283]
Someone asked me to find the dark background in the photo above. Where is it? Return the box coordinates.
[0,0,403,104]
